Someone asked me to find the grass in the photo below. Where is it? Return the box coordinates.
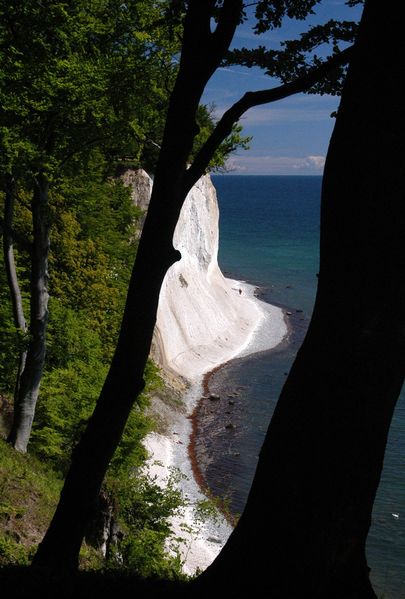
[0,437,62,565]
[0,370,191,575]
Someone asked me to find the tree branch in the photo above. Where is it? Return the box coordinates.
[177,1,243,86]
[184,45,354,192]
[211,0,244,64]
[154,1,243,187]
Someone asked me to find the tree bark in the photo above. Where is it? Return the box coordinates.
[197,2,405,597]
[2,174,28,407]
[32,0,244,571]
[7,173,50,453]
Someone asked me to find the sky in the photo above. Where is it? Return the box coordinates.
[202,1,363,175]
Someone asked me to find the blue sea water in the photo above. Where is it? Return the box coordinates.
[199,175,405,598]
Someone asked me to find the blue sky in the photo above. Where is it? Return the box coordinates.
[202,1,363,175]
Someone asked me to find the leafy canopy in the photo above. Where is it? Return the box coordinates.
[222,1,360,97]
[0,0,178,178]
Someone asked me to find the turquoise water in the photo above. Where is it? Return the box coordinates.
[198,175,405,598]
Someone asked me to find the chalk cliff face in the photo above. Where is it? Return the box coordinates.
[155,174,269,381]
[122,168,283,383]
[119,166,152,213]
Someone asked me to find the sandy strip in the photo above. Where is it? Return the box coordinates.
[234,280,287,359]
[143,281,287,575]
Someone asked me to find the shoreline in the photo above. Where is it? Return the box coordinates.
[187,362,240,528]
[187,300,291,527]
[143,280,288,575]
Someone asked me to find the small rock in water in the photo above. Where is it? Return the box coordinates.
[228,400,235,405]
[209,393,220,401]
[225,423,235,430]
[286,311,292,316]
[295,309,303,313]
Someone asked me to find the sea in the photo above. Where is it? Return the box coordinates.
[194,175,405,599]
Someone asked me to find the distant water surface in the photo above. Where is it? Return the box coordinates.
[193,175,405,599]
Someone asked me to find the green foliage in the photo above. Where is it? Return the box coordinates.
[1,149,146,470]
[0,536,33,566]
[0,437,62,565]
[29,300,109,471]
[0,0,177,178]
[17,153,168,479]
[116,470,184,535]
[193,498,222,526]
[192,105,251,172]
[28,158,156,471]
[3,150,156,479]
[116,527,184,581]
[78,543,105,571]
[48,154,141,357]
[107,469,186,580]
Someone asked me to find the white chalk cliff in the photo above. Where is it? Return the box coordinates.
[123,168,287,574]
[123,168,286,382]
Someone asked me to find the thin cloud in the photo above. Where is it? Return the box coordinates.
[211,93,338,124]
[217,66,259,77]
[302,155,326,169]
[225,154,326,175]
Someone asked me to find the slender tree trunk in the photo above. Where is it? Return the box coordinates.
[7,173,50,453]
[32,2,243,571]
[197,2,405,597]
[2,174,28,405]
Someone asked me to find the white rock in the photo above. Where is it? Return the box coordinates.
[154,173,286,382]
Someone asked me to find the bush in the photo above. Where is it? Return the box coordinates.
[0,535,33,566]
[107,470,186,581]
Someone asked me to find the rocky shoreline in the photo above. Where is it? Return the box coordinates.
[143,282,287,575]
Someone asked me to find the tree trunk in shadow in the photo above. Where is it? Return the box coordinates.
[30,163,199,569]
[196,2,405,597]
[32,4,243,571]
[7,173,50,452]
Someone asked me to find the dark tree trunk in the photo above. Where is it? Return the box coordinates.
[197,2,405,597]
[2,174,28,408]
[32,1,243,571]
[7,173,50,453]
